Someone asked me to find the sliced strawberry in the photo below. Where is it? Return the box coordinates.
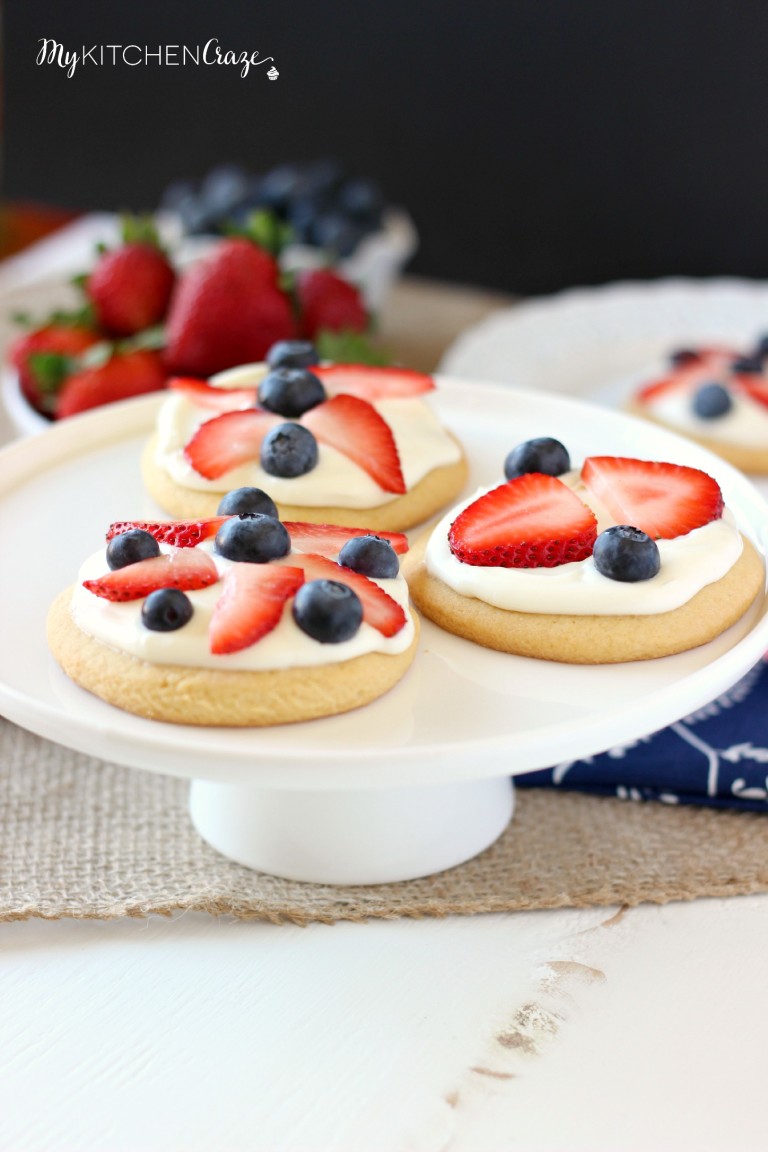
[284,520,409,557]
[209,563,305,654]
[169,376,258,411]
[302,394,405,494]
[83,548,219,602]
[184,408,280,479]
[730,372,768,409]
[291,553,407,636]
[313,364,435,401]
[448,475,597,568]
[106,517,228,546]
[581,456,724,539]
[635,349,738,403]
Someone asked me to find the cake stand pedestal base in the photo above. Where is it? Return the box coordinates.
[189,775,515,885]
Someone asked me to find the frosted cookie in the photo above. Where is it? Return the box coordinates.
[405,437,764,664]
[627,340,768,473]
[48,494,419,726]
[142,341,467,530]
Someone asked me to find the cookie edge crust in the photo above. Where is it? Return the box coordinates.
[626,400,768,474]
[141,433,468,531]
[47,587,420,727]
[403,531,764,664]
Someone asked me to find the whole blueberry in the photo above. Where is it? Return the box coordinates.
[260,423,318,477]
[292,579,363,643]
[106,529,160,570]
[216,487,278,517]
[337,177,385,227]
[266,340,320,370]
[141,588,194,632]
[753,333,768,358]
[731,355,764,375]
[338,535,399,578]
[214,513,290,563]
[258,367,326,417]
[504,437,571,480]
[668,348,700,366]
[311,211,366,257]
[593,525,660,583]
[691,382,732,419]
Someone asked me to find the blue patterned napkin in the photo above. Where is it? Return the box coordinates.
[517,657,768,811]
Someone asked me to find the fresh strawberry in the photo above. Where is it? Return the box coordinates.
[83,548,219,601]
[164,237,297,378]
[209,563,305,654]
[106,517,228,546]
[302,394,405,494]
[448,475,598,568]
[291,553,406,636]
[313,363,435,401]
[295,268,368,339]
[581,456,724,539]
[54,348,167,418]
[87,243,175,336]
[169,376,258,410]
[284,520,409,557]
[9,323,100,414]
[183,408,280,479]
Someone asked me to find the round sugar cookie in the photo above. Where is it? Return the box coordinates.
[47,587,420,727]
[404,532,764,664]
[142,433,468,531]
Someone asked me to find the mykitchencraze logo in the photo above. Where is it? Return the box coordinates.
[36,38,279,79]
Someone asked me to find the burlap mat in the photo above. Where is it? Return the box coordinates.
[2,716,767,924]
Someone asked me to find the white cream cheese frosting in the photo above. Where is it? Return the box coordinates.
[71,540,416,670]
[153,362,462,506]
[425,472,744,616]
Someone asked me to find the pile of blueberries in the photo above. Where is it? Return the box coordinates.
[160,159,389,258]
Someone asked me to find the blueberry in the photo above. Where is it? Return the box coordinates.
[141,588,194,632]
[258,367,326,417]
[216,487,278,517]
[255,164,304,219]
[260,423,318,477]
[311,211,367,258]
[753,334,768,358]
[292,579,363,643]
[669,348,699,366]
[266,340,320,370]
[214,513,290,563]
[731,355,764,375]
[337,177,385,228]
[504,437,570,480]
[198,164,250,215]
[593,525,660,583]
[338,535,399,578]
[106,529,160,570]
[691,382,732,419]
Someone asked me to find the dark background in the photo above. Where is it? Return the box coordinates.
[5,1,768,296]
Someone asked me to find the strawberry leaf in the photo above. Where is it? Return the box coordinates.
[315,328,391,366]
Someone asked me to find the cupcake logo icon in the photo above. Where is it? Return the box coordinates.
[267,65,279,80]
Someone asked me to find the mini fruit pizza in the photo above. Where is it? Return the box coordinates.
[142,340,467,531]
[627,339,768,473]
[47,488,419,725]
[404,436,764,664]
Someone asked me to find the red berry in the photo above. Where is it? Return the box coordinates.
[284,520,409,557]
[83,548,219,601]
[183,409,281,480]
[313,363,435,401]
[9,324,100,414]
[106,517,228,547]
[448,475,598,568]
[291,553,406,636]
[295,268,368,339]
[55,349,167,418]
[164,238,297,378]
[209,563,305,654]
[302,394,405,494]
[581,457,724,540]
[88,243,176,336]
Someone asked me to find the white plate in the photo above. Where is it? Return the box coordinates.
[1,376,767,794]
[439,277,768,398]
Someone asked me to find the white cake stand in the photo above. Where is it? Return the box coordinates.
[1,381,767,885]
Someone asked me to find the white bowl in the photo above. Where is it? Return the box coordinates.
[0,369,50,438]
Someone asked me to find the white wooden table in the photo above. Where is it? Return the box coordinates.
[1,221,766,1151]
